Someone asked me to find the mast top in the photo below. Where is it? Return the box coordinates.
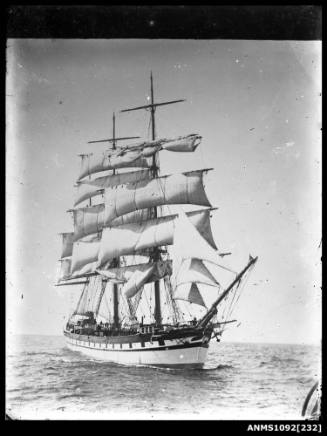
[87,137,140,144]
[88,111,140,144]
[120,100,186,113]
[120,72,185,114]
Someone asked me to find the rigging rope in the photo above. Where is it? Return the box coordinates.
[182,300,193,320]
[119,288,130,320]
[220,266,252,333]
[90,276,99,313]
[149,285,153,321]
[220,282,239,327]
[103,289,112,323]
[163,276,179,324]
[143,287,151,319]
[227,268,251,320]
[131,287,143,317]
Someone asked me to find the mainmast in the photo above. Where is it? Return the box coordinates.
[111,112,120,329]
[121,72,185,326]
[150,72,156,146]
[149,72,161,326]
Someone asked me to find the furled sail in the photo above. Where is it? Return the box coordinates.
[161,134,201,152]
[60,232,74,258]
[98,209,216,267]
[78,134,202,180]
[78,151,150,181]
[104,170,211,224]
[117,134,201,154]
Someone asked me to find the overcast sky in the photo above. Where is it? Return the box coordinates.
[6,39,321,344]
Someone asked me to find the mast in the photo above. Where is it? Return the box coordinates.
[120,72,185,326]
[85,112,137,327]
[91,111,140,327]
[150,72,156,147]
[197,256,258,328]
[149,72,161,326]
[112,112,120,328]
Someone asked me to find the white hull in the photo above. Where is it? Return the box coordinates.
[65,334,209,368]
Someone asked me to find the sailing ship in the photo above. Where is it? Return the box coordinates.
[55,73,257,368]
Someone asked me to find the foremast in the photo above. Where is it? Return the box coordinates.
[58,112,141,324]
[120,72,185,326]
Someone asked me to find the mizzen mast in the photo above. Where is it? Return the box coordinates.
[120,72,185,326]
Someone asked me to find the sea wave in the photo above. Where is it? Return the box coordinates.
[6,336,320,420]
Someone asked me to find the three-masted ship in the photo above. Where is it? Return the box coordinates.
[56,73,257,368]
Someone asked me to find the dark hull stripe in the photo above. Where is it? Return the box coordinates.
[64,329,205,344]
[67,340,209,352]
[150,363,204,369]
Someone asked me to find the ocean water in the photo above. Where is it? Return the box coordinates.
[6,335,320,420]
